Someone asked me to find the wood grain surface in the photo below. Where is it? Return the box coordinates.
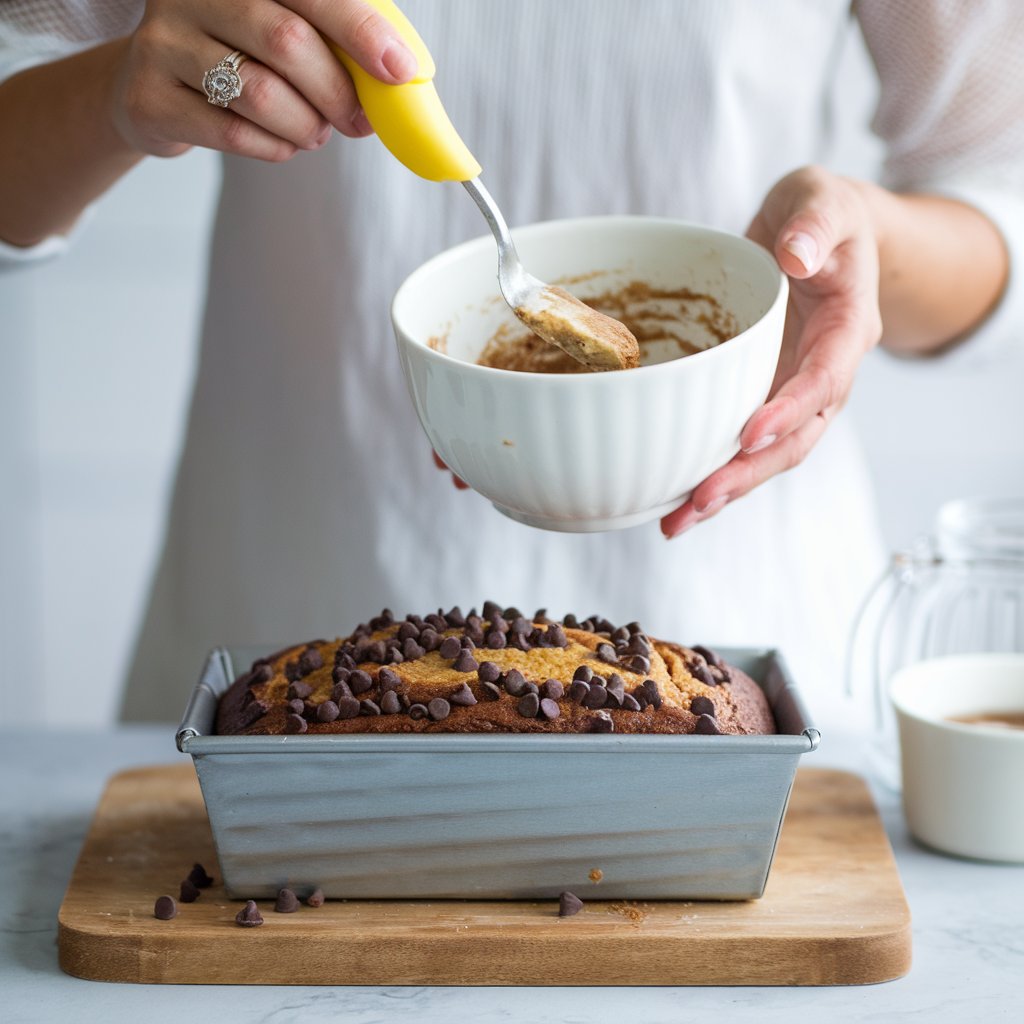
[57,764,911,986]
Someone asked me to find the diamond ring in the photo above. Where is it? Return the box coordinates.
[202,49,248,108]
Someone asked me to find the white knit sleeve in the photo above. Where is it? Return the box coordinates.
[855,0,1024,361]
[0,0,141,269]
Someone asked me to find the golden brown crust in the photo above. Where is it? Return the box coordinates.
[215,611,776,738]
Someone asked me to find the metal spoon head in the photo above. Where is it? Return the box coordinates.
[463,179,639,371]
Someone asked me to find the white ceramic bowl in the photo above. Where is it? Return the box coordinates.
[890,653,1024,862]
[392,216,787,532]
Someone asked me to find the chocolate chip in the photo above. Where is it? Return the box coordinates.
[482,600,502,621]
[605,675,625,707]
[427,698,450,721]
[541,679,564,700]
[539,698,561,720]
[509,616,532,636]
[331,681,353,704]
[284,713,307,734]
[690,695,716,717]
[397,621,421,642]
[287,681,313,701]
[626,621,643,635]
[235,900,264,927]
[596,643,618,665]
[481,681,502,701]
[692,644,724,669]
[302,700,318,719]
[573,665,593,683]
[625,655,651,675]
[484,630,507,649]
[569,680,590,704]
[695,713,721,735]
[507,631,531,652]
[489,614,509,635]
[534,608,552,624]
[439,636,462,660]
[335,653,356,671]
[287,698,305,716]
[409,703,428,720]
[590,674,606,688]
[590,711,615,733]
[559,891,584,917]
[518,692,540,718]
[503,669,527,697]
[384,647,404,665]
[503,606,524,621]
[611,627,630,644]
[370,609,394,630]
[478,661,501,683]
[306,888,325,908]
[592,617,615,635]
[641,679,663,709]
[380,690,402,715]
[689,661,717,687]
[631,687,649,711]
[460,634,476,649]
[179,878,200,903]
[275,888,300,913]
[298,648,323,675]
[450,682,477,706]
[453,650,478,672]
[332,665,351,685]
[465,625,485,646]
[336,696,361,719]
[360,699,381,716]
[546,623,568,648]
[402,638,426,660]
[284,660,300,682]
[349,670,373,695]
[188,863,214,889]
[563,614,579,628]
[622,694,642,712]
[419,627,441,652]
[445,606,466,628]
[315,700,339,723]
[405,614,425,629]
[578,618,595,633]
[378,667,401,691]
[524,681,539,695]
[425,613,447,632]
[251,664,274,684]
[583,685,608,709]
[154,895,177,920]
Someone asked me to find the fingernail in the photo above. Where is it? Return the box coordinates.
[350,108,373,135]
[694,495,729,516]
[782,232,818,273]
[662,505,698,539]
[742,433,777,455]
[314,125,332,147]
[381,41,417,81]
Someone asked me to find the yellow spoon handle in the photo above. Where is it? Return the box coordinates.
[328,0,481,182]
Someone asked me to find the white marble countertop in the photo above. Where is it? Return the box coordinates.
[2,726,1022,1023]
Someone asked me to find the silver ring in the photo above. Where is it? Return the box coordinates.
[202,49,248,108]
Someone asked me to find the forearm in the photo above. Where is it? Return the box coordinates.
[860,182,1010,357]
[0,39,145,248]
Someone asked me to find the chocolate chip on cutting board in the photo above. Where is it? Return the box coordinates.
[154,895,177,920]
[188,863,214,889]
[558,891,584,917]
[179,878,200,903]
[235,901,264,927]
[275,888,300,913]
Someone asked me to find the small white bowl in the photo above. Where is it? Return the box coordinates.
[392,216,787,532]
[890,653,1024,862]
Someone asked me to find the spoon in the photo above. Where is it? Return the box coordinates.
[330,0,640,372]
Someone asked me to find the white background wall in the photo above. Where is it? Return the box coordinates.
[1,27,1022,728]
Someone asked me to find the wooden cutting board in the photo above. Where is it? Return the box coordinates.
[58,764,911,986]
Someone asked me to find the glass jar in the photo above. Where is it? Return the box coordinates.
[850,497,1024,788]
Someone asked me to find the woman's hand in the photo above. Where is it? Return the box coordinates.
[661,166,883,537]
[112,0,418,160]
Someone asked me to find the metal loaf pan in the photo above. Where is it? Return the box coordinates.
[177,646,819,901]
